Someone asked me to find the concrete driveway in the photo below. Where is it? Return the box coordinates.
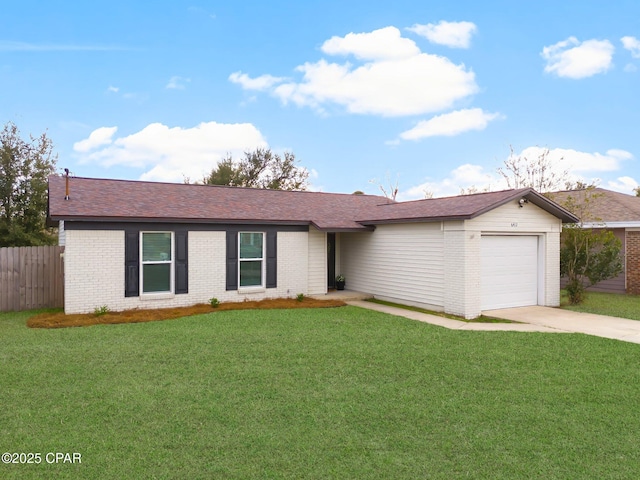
[347,300,640,344]
[483,306,640,344]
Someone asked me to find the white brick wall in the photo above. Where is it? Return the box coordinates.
[443,226,482,319]
[65,230,125,314]
[64,229,309,314]
[545,231,561,306]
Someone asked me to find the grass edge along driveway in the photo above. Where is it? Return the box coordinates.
[2,306,640,479]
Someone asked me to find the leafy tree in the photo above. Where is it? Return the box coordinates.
[560,227,623,304]
[634,186,640,197]
[557,189,623,304]
[0,122,58,246]
[203,148,309,191]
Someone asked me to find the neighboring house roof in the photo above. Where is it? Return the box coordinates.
[549,188,640,227]
[48,176,578,231]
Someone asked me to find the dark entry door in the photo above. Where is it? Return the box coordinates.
[327,233,336,289]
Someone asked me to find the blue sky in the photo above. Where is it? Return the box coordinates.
[2,0,640,198]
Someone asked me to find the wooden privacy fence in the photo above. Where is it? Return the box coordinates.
[0,246,64,312]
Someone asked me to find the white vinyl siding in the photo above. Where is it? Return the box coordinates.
[341,223,444,309]
[468,200,562,233]
[58,220,66,246]
[307,227,327,295]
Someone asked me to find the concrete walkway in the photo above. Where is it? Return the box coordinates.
[346,301,562,333]
[347,301,640,344]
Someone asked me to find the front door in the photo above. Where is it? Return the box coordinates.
[327,233,336,289]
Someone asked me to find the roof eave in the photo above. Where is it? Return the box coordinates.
[51,215,312,227]
[581,221,640,229]
[468,188,579,223]
[358,215,472,226]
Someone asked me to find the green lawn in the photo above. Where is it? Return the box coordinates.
[2,306,640,479]
[561,290,640,320]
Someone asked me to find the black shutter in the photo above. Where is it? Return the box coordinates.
[266,231,277,288]
[175,231,188,294]
[124,230,139,297]
[226,231,238,290]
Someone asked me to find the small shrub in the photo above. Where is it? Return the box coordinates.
[296,293,304,302]
[94,305,109,316]
[209,297,220,308]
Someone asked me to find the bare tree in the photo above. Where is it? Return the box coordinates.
[459,185,491,195]
[497,146,571,193]
[370,172,399,200]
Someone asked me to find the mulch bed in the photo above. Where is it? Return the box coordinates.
[27,297,347,329]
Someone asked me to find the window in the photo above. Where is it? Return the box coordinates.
[141,232,173,294]
[225,230,276,291]
[239,232,264,287]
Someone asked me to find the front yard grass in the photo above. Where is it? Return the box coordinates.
[561,290,640,320]
[2,306,640,479]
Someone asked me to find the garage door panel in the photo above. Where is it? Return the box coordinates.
[481,236,538,310]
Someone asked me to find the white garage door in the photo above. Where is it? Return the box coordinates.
[481,236,539,310]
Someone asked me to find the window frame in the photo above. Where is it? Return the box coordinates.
[140,231,175,296]
[238,231,266,289]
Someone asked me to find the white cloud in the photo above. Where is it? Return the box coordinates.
[73,126,118,152]
[166,76,191,90]
[399,108,502,140]
[606,176,638,193]
[622,36,640,58]
[401,146,634,200]
[229,72,286,90]
[321,26,420,60]
[107,85,119,93]
[74,121,268,182]
[541,37,614,79]
[407,21,477,49]
[400,164,496,200]
[518,146,631,173]
[230,26,478,117]
[275,55,477,117]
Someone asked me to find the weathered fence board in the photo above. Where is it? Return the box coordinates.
[0,246,64,312]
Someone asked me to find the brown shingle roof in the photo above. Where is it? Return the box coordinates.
[356,188,564,223]
[48,176,394,231]
[549,188,640,224]
[48,176,578,230]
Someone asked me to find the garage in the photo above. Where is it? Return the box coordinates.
[480,235,539,310]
